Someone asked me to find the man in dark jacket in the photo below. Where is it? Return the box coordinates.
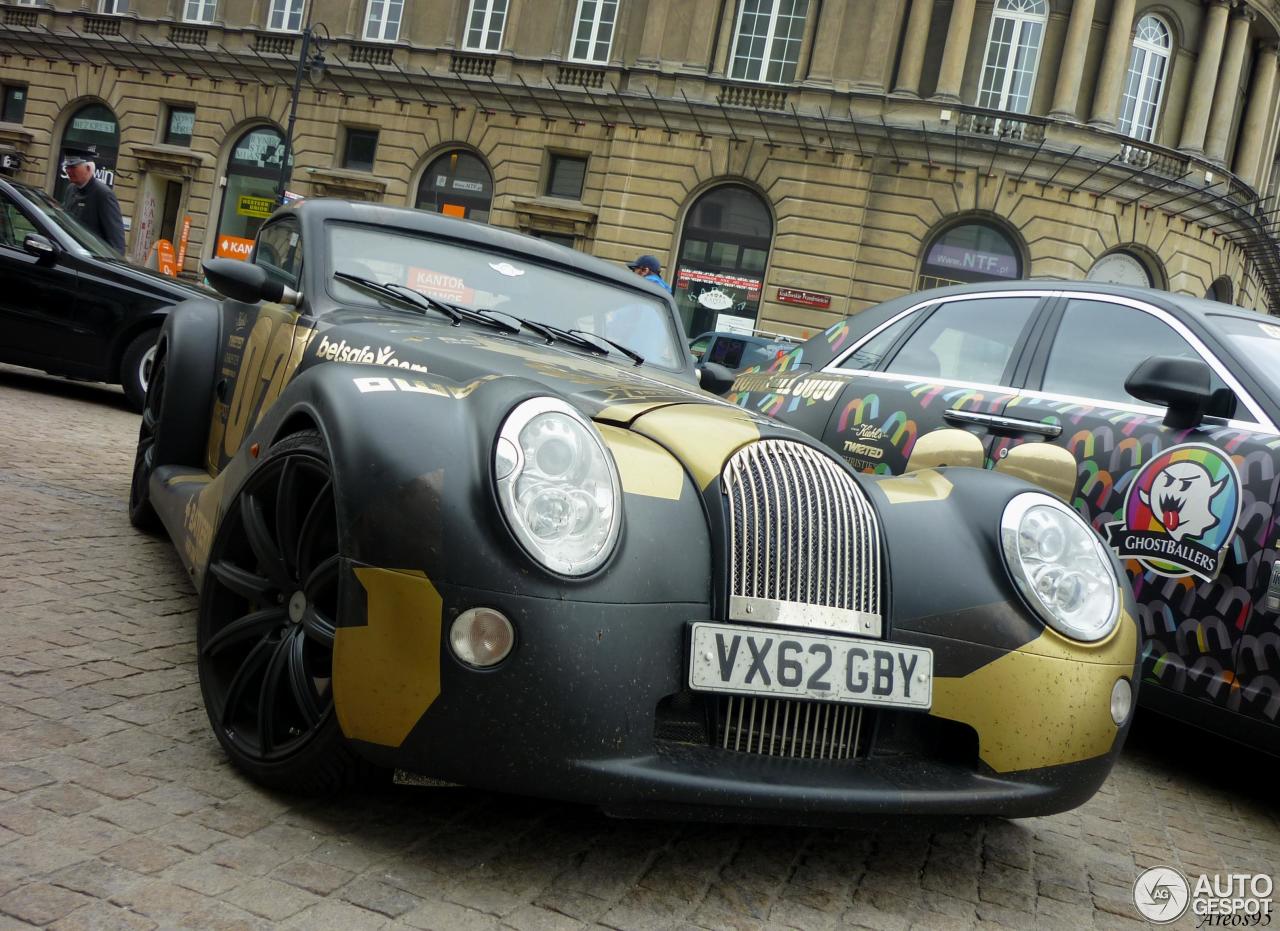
[61,147,125,254]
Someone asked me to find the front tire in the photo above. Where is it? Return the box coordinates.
[120,329,158,412]
[196,430,366,793]
[128,341,167,530]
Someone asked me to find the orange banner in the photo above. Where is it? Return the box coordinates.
[216,234,254,261]
[156,239,177,277]
[176,216,192,269]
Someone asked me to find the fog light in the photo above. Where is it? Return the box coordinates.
[1110,678,1132,726]
[450,608,514,668]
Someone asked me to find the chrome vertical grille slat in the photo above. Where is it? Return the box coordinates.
[717,696,865,759]
[723,440,882,632]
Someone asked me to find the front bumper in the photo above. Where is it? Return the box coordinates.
[333,565,1130,820]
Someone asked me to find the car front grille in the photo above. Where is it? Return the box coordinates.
[722,439,882,632]
[716,695,867,760]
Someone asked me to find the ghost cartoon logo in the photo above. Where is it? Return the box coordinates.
[1105,443,1241,581]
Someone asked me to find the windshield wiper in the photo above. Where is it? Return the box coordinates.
[567,329,645,366]
[335,271,461,324]
[335,272,521,335]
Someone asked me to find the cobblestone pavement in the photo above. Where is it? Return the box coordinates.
[0,364,1276,931]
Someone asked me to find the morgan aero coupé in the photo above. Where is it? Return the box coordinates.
[130,200,1139,821]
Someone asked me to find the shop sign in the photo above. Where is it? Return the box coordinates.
[176,216,192,269]
[216,234,254,260]
[237,194,275,219]
[0,153,21,171]
[925,243,1018,278]
[777,288,831,309]
[407,267,476,304]
[71,117,116,134]
[676,268,762,297]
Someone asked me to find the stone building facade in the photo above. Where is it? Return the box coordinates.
[1,0,1279,337]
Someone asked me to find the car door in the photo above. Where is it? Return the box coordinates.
[0,188,85,370]
[206,216,310,473]
[994,294,1279,723]
[812,292,1051,474]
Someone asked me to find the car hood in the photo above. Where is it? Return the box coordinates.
[84,255,211,302]
[302,311,744,425]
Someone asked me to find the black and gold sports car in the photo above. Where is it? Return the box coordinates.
[130,200,1139,821]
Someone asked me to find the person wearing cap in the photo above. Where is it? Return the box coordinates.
[61,147,125,254]
[627,254,672,294]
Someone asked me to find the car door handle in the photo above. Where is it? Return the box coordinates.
[943,408,1062,438]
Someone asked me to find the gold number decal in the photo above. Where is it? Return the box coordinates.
[222,313,296,458]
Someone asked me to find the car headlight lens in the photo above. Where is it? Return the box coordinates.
[494,397,622,576]
[1000,493,1120,642]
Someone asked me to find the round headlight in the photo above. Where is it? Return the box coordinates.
[1000,493,1120,642]
[494,397,622,576]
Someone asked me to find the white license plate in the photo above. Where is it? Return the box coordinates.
[688,623,933,710]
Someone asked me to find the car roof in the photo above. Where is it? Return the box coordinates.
[285,198,654,296]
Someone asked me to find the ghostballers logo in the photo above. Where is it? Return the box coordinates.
[1105,443,1241,581]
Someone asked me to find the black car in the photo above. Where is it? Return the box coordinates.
[127,201,1139,820]
[0,177,206,409]
[721,280,1280,753]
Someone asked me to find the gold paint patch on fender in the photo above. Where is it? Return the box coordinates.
[875,469,954,504]
[335,567,443,748]
[629,404,761,490]
[929,609,1138,772]
[598,424,685,501]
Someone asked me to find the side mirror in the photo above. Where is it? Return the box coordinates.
[202,257,300,305]
[23,233,59,263]
[1124,355,1213,430]
[697,361,736,396]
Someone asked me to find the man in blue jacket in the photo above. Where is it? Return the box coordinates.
[627,254,672,294]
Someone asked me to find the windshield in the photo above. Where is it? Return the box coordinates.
[325,221,685,371]
[1208,314,1280,395]
[17,185,117,259]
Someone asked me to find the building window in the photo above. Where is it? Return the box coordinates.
[1,85,26,124]
[674,184,773,336]
[1117,14,1171,142]
[183,0,216,23]
[55,102,120,201]
[99,0,129,12]
[267,0,305,32]
[415,150,493,222]
[1086,250,1155,288]
[917,221,1022,289]
[164,107,195,147]
[363,0,402,42]
[569,0,617,63]
[546,155,587,199]
[215,125,289,260]
[343,128,379,171]
[728,0,811,84]
[975,0,1046,114]
[463,0,507,52]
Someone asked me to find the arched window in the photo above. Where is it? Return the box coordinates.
[729,0,811,84]
[214,126,287,261]
[1118,15,1171,142]
[975,0,1047,113]
[415,150,493,222]
[674,184,773,336]
[1086,250,1155,287]
[1206,276,1233,303]
[918,221,1022,289]
[54,102,119,201]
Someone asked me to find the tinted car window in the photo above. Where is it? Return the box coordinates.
[0,194,36,248]
[689,335,710,359]
[707,336,747,368]
[1043,300,1234,415]
[884,297,1038,384]
[255,220,302,289]
[16,184,115,259]
[834,311,918,371]
[1207,314,1280,398]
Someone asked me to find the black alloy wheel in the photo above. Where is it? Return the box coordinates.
[128,342,166,530]
[196,430,363,792]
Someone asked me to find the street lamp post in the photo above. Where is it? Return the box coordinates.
[274,12,327,204]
